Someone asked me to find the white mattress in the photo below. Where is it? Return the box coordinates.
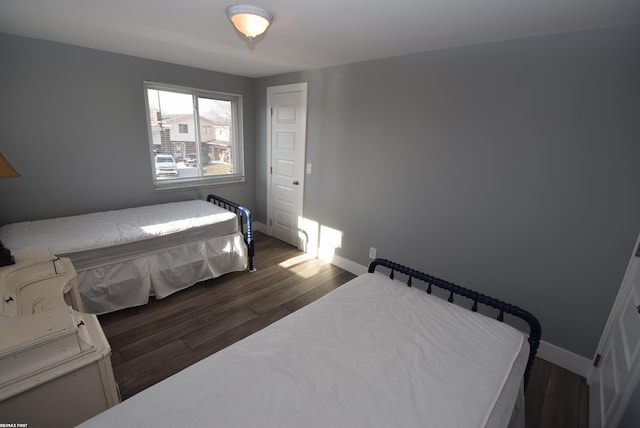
[79,272,528,428]
[0,200,238,267]
[0,200,247,314]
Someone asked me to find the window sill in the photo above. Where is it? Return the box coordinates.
[153,176,245,191]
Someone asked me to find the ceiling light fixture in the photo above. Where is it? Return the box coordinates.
[226,4,273,41]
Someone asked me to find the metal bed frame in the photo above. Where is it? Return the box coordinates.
[207,194,255,272]
[368,258,541,389]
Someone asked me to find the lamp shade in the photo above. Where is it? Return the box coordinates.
[0,152,20,178]
[227,5,273,40]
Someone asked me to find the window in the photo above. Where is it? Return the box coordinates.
[144,81,244,188]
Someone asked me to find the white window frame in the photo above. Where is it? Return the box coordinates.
[143,81,245,189]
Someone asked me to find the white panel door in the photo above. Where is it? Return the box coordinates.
[589,234,640,428]
[267,83,307,248]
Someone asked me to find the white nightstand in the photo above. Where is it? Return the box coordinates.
[0,249,120,427]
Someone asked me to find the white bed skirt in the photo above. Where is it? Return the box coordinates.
[77,232,247,314]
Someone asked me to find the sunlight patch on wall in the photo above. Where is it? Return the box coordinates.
[298,216,318,256]
[295,216,343,263]
[318,225,343,263]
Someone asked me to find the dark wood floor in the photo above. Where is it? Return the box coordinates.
[99,231,588,427]
[525,358,589,428]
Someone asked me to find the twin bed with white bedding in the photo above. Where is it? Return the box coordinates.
[79,258,541,428]
[0,195,254,314]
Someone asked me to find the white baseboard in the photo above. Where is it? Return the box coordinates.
[330,255,369,276]
[536,340,592,378]
[253,221,268,234]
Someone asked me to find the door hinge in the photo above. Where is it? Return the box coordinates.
[270,166,272,174]
[270,107,273,116]
[269,219,272,226]
[593,353,602,367]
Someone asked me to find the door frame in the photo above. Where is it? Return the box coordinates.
[588,232,640,427]
[266,82,308,248]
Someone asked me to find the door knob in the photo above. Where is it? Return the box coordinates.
[293,180,299,185]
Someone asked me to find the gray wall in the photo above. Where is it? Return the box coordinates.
[0,33,256,224]
[256,24,640,358]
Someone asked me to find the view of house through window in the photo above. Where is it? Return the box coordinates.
[144,82,244,187]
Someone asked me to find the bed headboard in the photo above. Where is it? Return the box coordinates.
[368,258,541,389]
[207,194,255,272]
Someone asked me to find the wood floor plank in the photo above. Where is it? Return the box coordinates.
[526,358,553,428]
[248,262,344,314]
[538,364,586,428]
[282,270,356,312]
[183,306,292,352]
[117,307,257,361]
[112,338,190,396]
[579,381,590,428]
[101,264,303,347]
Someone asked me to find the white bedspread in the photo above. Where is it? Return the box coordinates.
[80,272,528,428]
[0,200,238,263]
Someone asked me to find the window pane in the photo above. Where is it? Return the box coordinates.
[198,97,233,176]
[144,82,244,188]
[146,89,195,181]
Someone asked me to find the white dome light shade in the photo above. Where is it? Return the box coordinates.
[226,4,273,41]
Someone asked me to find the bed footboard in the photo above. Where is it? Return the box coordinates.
[368,258,541,389]
[207,194,255,272]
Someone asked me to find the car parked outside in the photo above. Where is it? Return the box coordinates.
[155,154,178,176]
[184,153,197,166]
[185,153,213,166]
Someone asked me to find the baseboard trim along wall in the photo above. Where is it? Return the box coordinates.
[330,254,592,379]
[536,341,592,379]
[253,221,269,235]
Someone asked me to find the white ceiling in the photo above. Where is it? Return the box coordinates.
[1,0,639,78]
